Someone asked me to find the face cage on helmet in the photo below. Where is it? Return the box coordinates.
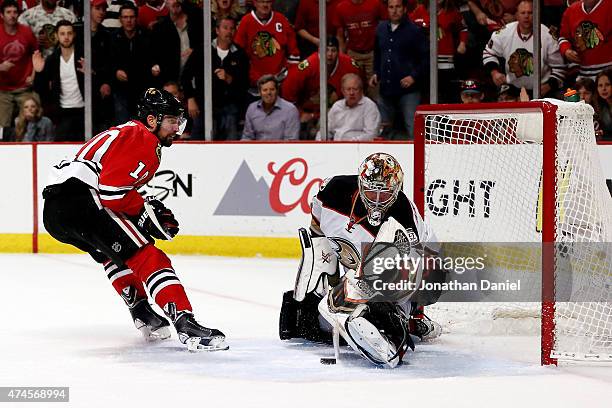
[358,181,400,225]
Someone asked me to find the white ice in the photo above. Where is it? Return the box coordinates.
[1,254,610,407]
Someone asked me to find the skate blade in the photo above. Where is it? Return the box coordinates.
[138,326,171,342]
[186,336,229,352]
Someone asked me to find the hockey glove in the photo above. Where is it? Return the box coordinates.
[137,199,179,240]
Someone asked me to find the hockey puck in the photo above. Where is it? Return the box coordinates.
[320,357,337,365]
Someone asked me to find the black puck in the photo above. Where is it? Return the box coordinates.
[320,357,337,365]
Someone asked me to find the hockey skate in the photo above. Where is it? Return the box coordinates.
[409,314,442,341]
[121,286,171,341]
[128,298,172,342]
[164,303,228,352]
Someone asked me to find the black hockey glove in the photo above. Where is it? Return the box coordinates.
[137,199,179,240]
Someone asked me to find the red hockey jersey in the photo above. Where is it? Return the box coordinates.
[559,0,612,78]
[282,51,361,112]
[49,121,161,216]
[235,10,301,86]
[333,0,386,53]
[409,5,468,69]
[294,0,341,38]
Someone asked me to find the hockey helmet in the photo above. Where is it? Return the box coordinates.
[137,88,186,135]
[358,152,404,226]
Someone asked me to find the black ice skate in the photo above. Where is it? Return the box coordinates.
[165,303,229,352]
[122,286,171,341]
[409,314,442,341]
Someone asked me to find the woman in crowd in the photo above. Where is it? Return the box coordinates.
[15,94,55,142]
[212,0,245,34]
[575,77,602,138]
[594,70,612,140]
[576,78,596,105]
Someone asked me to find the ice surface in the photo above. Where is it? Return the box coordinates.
[0,254,610,407]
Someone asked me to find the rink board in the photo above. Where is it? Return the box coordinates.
[1,142,611,257]
[1,143,412,256]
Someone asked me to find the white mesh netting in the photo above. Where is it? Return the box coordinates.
[420,100,612,362]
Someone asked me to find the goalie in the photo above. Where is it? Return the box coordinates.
[279,152,443,368]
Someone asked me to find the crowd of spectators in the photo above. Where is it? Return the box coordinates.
[0,0,611,142]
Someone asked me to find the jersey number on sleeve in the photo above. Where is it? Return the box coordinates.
[129,161,146,179]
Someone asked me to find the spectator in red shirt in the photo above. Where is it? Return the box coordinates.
[138,0,169,31]
[410,0,467,103]
[467,0,520,31]
[559,0,612,80]
[282,36,362,138]
[294,0,341,57]
[0,0,38,131]
[334,0,386,98]
[235,0,300,91]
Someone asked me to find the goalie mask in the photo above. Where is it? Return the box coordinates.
[358,153,404,226]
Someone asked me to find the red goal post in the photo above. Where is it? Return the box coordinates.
[413,101,612,366]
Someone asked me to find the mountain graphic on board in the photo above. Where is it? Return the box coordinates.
[214,160,284,216]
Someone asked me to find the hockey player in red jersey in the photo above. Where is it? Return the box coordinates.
[234,0,300,88]
[279,153,442,368]
[282,36,362,117]
[559,0,612,79]
[42,88,228,352]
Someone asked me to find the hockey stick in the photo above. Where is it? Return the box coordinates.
[321,319,341,365]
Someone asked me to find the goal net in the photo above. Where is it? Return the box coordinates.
[413,100,612,365]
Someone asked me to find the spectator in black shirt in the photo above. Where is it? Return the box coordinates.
[91,0,114,132]
[151,0,203,85]
[33,20,84,141]
[370,0,428,140]
[182,16,248,140]
[110,3,155,123]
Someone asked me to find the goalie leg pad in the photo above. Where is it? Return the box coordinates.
[294,228,338,302]
[279,291,298,340]
[345,306,401,368]
[317,293,406,368]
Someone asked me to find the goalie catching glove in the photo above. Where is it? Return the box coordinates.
[137,199,179,240]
